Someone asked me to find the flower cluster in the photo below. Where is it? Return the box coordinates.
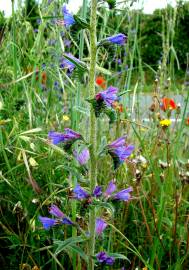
[73,180,133,202]
[106,136,134,169]
[96,251,115,265]
[39,205,74,230]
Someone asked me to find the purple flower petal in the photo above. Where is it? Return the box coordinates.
[48,131,65,145]
[49,205,64,218]
[62,5,75,27]
[107,33,127,45]
[93,186,102,197]
[114,186,133,201]
[73,148,90,165]
[96,86,119,107]
[96,251,108,263]
[73,184,89,200]
[38,216,56,230]
[104,180,116,197]
[108,136,127,149]
[105,256,115,265]
[62,217,74,225]
[96,218,108,235]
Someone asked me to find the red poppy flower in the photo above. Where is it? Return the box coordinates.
[161,97,177,111]
[96,76,106,89]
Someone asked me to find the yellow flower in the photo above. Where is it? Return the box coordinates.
[142,267,148,270]
[160,119,171,127]
[63,115,70,121]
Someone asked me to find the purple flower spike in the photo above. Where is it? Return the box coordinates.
[93,186,102,197]
[104,180,116,197]
[62,5,75,27]
[96,218,108,235]
[114,186,133,201]
[38,216,56,230]
[107,33,127,45]
[73,184,89,200]
[49,205,64,218]
[96,86,119,107]
[48,131,65,145]
[96,251,115,266]
[73,148,90,165]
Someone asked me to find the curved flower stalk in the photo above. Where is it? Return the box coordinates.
[39,204,74,230]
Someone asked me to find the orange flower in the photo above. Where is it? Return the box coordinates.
[186,117,189,126]
[112,101,123,113]
[96,76,106,89]
[161,97,177,111]
[41,71,47,85]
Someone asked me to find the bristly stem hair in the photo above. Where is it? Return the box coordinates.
[88,0,98,269]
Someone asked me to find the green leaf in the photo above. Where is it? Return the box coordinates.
[108,252,131,263]
[54,236,87,256]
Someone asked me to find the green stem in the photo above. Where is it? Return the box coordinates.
[88,1,97,269]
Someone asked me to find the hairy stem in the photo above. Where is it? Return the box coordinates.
[88,0,97,269]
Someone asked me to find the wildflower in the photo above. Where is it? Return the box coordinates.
[73,184,89,200]
[96,251,115,265]
[96,76,106,89]
[96,218,108,235]
[112,101,123,113]
[38,216,57,230]
[39,205,73,230]
[48,128,82,145]
[160,119,171,127]
[104,180,116,197]
[114,186,133,201]
[185,117,189,126]
[160,97,177,111]
[93,186,102,197]
[73,148,90,165]
[107,137,134,169]
[106,33,127,45]
[95,86,119,107]
[49,204,64,218]
[63,115,69,121]
[62,5,75,27]
[60,53,76,72]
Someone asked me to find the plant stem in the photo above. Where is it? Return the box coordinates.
[88,0,97,269]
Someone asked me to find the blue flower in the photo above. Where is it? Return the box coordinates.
[107,137,134,169]
[95,86,119,107]
[104,180,116,197]
[38,216,57,230]
[114,187,133,201]
[93,186,102,197]
[73,184,89,200]
[96,251,115,265]
[48,128,82,145]
[73,148,90,165]
[107,33,127,45]
[96,218,108,235]
[60,53,76,72]
[49,205,64,218]
[62,5,75,28]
